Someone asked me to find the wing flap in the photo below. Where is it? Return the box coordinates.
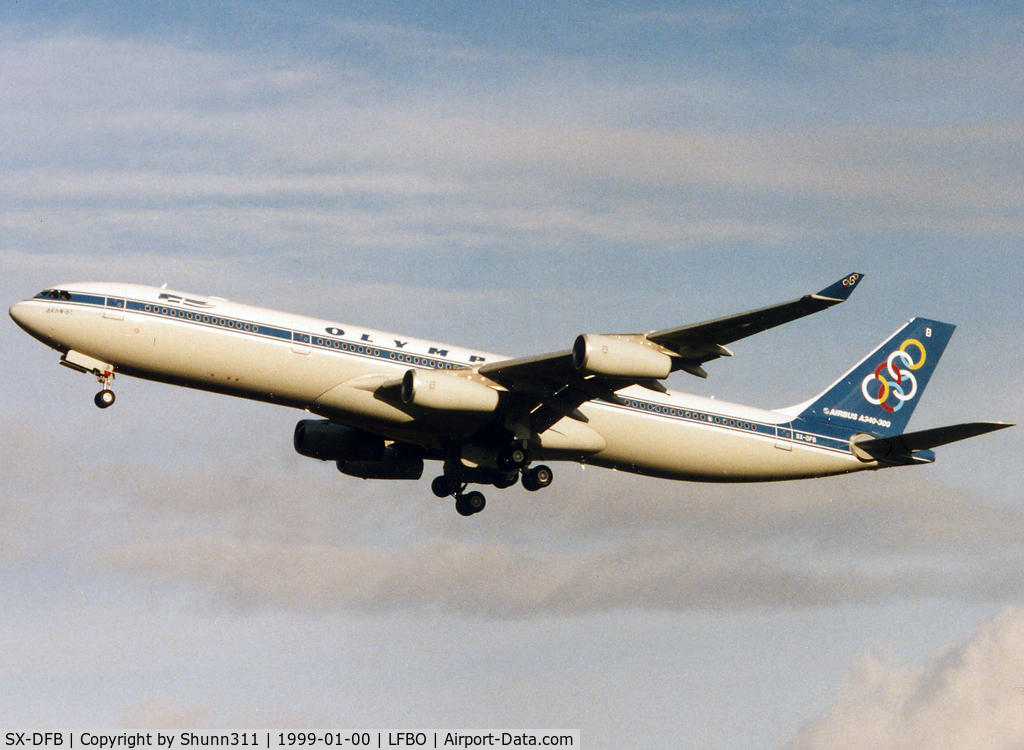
[478,350,574,388]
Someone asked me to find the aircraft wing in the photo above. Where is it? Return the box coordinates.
[479,272,864,428]
[645,271,864,375]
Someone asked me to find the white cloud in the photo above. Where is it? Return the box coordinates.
[787,607,1024,750]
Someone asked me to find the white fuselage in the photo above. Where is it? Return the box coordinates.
[10,282,876,482]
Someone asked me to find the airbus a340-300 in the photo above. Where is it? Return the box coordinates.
[9,273,1011,516]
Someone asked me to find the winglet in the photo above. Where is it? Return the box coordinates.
[812,272,865,302]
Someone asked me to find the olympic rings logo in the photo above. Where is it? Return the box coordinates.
[861,338,926,413]
[842,273,860,286]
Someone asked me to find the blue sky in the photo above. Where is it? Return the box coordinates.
[2,2,1023,748]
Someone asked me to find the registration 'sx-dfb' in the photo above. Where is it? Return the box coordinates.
[9,273,1011,516]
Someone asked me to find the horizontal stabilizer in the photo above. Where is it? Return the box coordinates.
[850,421,1013,461]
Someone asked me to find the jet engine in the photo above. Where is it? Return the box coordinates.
[401,369,500,412]
[338,447,424,480]
[572,334,673,380]
[293,419,385,461]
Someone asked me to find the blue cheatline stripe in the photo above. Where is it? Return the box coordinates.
[55,292,859,456]
[607,396,853,456]
[69,293,466,371]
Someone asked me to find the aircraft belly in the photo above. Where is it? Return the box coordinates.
[56,307,482,440]
[79,314,370,408]
[583,406,865,482]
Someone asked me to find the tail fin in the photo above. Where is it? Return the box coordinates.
[793,317,955,436]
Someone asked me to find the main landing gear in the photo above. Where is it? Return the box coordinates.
[431,476,487,517]
[431,448,554,517]
[521,464,553,492]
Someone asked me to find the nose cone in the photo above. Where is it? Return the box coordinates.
[9,300,31,330]
[9,300,50,343]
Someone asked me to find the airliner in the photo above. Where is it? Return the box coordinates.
[9,273,1010,516]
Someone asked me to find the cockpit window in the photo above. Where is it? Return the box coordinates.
[34,289,72,301]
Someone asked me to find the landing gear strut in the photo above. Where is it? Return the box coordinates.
[93,370,116,409]
[59,352,116,409]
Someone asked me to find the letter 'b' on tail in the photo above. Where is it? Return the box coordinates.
[796,318,955,436]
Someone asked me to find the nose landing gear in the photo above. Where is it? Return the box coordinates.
[93,369,116,409]
[58,350,117,409]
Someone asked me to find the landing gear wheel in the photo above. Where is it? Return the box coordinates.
[432,475,457,498]
[455,491,486,516]
[493,471,519,489]
[94,389,115,409]
[497,444,530,471]
[522,465,553,492]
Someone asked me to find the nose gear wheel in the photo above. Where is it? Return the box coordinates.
[94,389,116,409]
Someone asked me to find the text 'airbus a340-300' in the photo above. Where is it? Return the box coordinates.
[9,273,1012,516]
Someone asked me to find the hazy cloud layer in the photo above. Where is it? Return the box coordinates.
[64,458,1022,617]
[3,20,1024,269]
[4,384,1017,619]
[100,528,1024,618]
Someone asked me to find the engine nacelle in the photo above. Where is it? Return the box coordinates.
[401,369,500,412]
[338,448,424,480]
[572,334,673,380]
[293,419,385,462]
